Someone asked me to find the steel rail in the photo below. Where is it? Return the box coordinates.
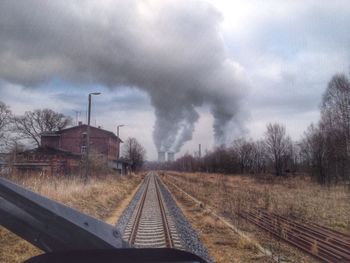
[128,175,151,245]
[239,209,350,263]
[155,176,174,248]
[256,210,350,251]
[241,212,349,261]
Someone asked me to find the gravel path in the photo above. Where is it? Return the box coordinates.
[116,173,213,262]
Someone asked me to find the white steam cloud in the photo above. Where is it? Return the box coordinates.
[0,0,248,153]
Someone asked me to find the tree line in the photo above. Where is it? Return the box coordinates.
[168,123,296,176]
[169,73,350,185]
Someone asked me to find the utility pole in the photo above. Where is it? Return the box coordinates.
[85,92,101,184]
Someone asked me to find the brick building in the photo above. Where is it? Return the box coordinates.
[41,122,122,160]
[14,123,126,176]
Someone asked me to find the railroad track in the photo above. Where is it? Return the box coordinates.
[239,209,350,262]
[123,172,182,248]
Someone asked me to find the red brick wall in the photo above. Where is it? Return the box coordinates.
[41,135,60,148]
[41,126,120,160]
[58,126,85,154]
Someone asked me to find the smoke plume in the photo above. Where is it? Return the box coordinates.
[0,0,248,153]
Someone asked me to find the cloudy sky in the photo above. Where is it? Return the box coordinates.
[0,0,349,160]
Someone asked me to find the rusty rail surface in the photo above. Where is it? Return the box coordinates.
[238,209,350,262]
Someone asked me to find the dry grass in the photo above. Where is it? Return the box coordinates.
[164,180,269,263]
[0,173,142,263]
[166,172,350,234]
[163,172,350,262]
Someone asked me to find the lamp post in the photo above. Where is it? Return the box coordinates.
[85,92,101,183]
[116,124,125,159]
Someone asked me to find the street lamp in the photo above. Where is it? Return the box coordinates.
[117,124,125,159]
[117,124,125,138]
[85,92,101,183]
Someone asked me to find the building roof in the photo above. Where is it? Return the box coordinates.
[42,124,123,143]
[18,146,82,157]
[41,132,60,137]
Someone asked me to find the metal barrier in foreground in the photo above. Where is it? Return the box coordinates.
[0,177,207,263]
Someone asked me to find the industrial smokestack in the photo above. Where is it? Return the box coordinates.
[158,151,166,162]
[167,152,175,162]
[199,144,202,158]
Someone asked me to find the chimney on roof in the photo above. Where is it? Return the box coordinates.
[98,126,101,129]
[78,121,82,126]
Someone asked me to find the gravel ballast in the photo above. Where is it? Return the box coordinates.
[116,173,212,262]
[115,180,146,234]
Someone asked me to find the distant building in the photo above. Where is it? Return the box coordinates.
[13,122,130,176]
[41,122,122,161]
[158,151,166,162]
[167,152,175,162]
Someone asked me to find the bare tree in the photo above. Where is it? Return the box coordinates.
[322,74,350,145]
[265,123,291,176]
[123,137,146,172]
[172,154,197,172]
[251,140,268,174]
[13,109,72,147]
[0,101,12,149]
[321,74,350,182]
[300,124,328,183]
[233,138,254,174]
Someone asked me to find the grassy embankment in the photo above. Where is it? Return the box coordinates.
[162,172,350,262]
[0,173,143,263]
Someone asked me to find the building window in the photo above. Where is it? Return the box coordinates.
[81,146,87,154]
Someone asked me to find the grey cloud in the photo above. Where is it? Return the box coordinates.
[54,87,151,113]
[224,2,350,134]
[0,0,248,153]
